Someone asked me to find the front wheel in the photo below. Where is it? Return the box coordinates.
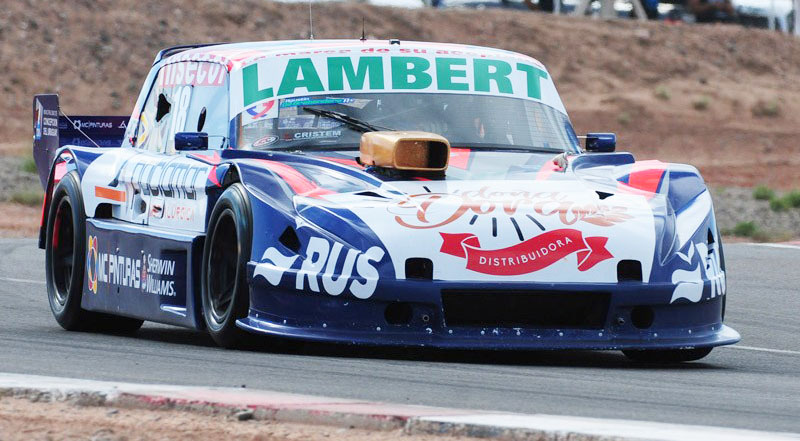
[202,183,253,348]
[622,347,713,363]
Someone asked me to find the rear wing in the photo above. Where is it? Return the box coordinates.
[33,94,128,189]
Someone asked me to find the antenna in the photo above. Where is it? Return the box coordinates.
[360,17,366,41]
[308,0,314,40]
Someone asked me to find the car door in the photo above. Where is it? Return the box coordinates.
[145,61,230,233]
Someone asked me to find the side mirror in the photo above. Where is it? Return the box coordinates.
[175,132,208,151]
[585,133,616,152]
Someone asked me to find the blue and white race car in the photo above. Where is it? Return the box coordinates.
[33,39,739,362]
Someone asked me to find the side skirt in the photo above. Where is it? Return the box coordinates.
[81,218,204,329]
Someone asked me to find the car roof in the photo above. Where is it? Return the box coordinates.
[160,39,546,72]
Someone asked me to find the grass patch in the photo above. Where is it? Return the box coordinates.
[21,155,38,174]
[752,185,775,201]
[784,190,800,208]
[692,96,710,111]
[769,197,790,212]
[653,85,671,101]
[10,189,43,207]
[730,221,757,237]
[751,99,781,118]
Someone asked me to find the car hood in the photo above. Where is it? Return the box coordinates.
[232,149,669,284]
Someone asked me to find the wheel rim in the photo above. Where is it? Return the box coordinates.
[51,197,74,307]
[207,209,239,326]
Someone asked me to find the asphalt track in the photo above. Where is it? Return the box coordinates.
[0,239,798,434]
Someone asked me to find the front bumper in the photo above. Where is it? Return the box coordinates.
[240,271,740,350]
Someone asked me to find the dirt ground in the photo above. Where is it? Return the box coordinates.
[1,0,799,238]
[0,396,484,441]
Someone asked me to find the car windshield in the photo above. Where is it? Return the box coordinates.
[235,93,579,152]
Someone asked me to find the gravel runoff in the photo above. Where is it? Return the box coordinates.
[712,187,800,240]
[0,156,41,202]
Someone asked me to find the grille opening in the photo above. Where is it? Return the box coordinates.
[441,290,610,329]
[631,306,655,329]
[279,226,300,253]
[385,302,413,325]
[405,258,433,280]
[617,260,642,282]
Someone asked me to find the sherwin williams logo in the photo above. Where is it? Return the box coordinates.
[86,235,99,293]
[83,236,177,297]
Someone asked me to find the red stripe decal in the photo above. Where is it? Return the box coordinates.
[319,156,364,169]
[449,148,471,170]
[624,160,666,196]
[258,160,334,198]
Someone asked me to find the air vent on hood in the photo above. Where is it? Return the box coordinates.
[596,191,614,200]
[279,226,301,253]
[354,191,388,199]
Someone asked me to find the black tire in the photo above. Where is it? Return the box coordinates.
[202,183,253,348]
[46,171,143,334]
[622,347,713,363]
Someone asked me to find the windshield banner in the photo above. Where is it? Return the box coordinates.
[229,50,566,118]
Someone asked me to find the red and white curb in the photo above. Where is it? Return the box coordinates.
[1,372,798,441]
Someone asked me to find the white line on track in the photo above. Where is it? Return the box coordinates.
[0,276,45,285]
[744,242,800,250]
[722,345,800,356]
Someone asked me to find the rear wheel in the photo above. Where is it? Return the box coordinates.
[202,183,253,348]
[45,171,143,333]
[622,347,713,363]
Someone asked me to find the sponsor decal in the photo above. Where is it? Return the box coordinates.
[85,235,177,297]
[280,96,355,108]
[94,186,127,202]
[127,161,209,200]
[253,237,384,299]
[164,204,194,222]
[237,53,556,113]
[35,105,59,138]
[253,135,278,147]
[34,98,44,141]
[440,228,612,275]
[292,130,342,140]
[72,119,114,130]
[158,62,226,87]
[87,235,99,293]
[278,116,340,130]
[392,187,632,230]
[670,241,725,303]
[244,100,278,125]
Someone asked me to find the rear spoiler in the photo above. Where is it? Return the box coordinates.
[32,94,129,189]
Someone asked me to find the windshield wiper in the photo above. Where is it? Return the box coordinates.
[457,144,564,153]
[300,106,392,133]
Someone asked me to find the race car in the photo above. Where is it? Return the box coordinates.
[33,39,739,362]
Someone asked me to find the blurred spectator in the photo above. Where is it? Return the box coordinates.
[687,0,736,22]
[524,0,554,12]
[642,0,660,19]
